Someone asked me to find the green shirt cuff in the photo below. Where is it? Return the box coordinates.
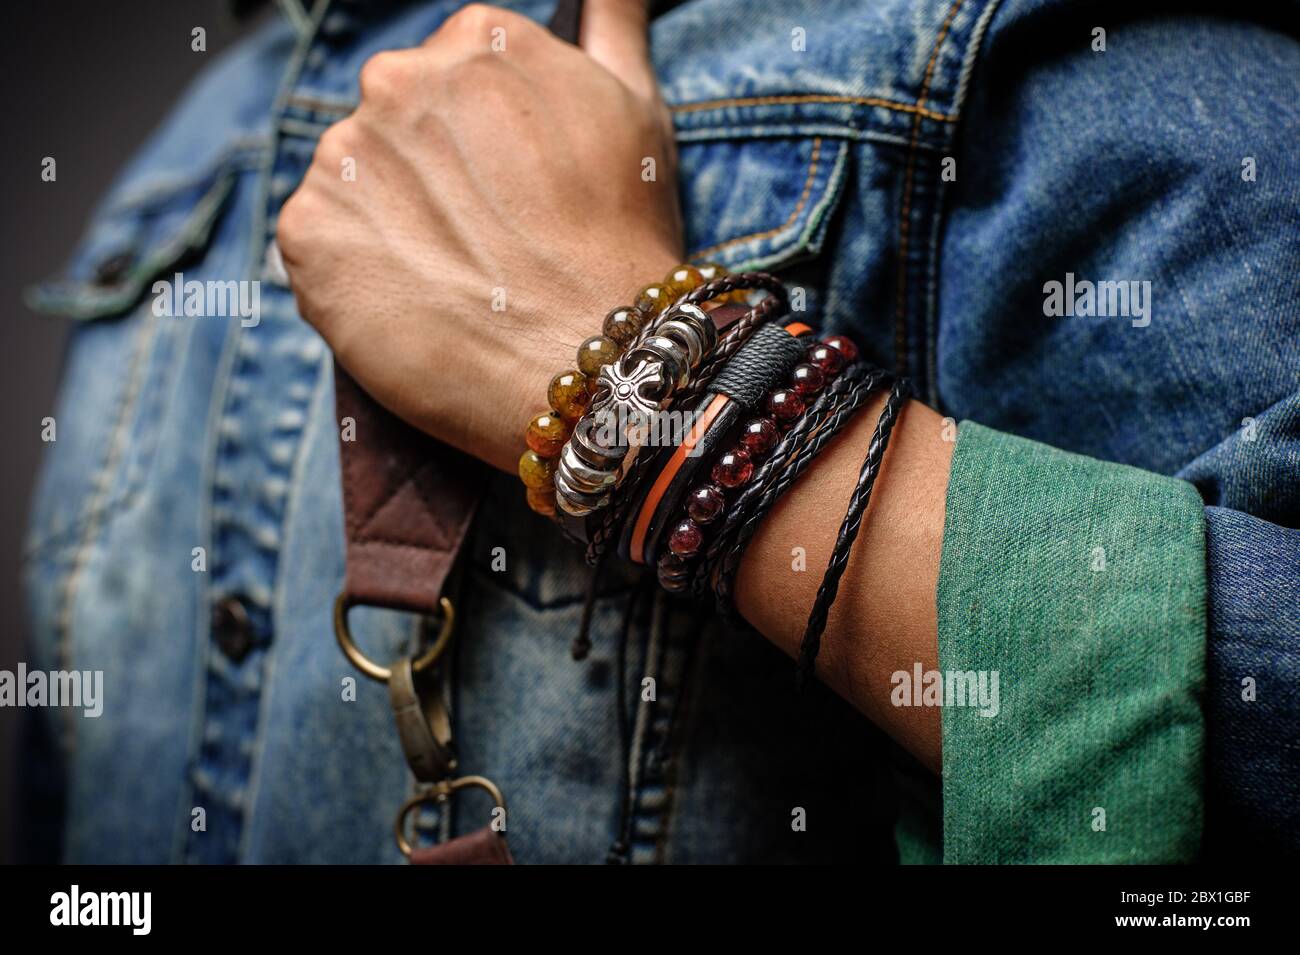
[932,421,1206,863]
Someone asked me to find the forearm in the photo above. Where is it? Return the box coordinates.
[734,393,952,772]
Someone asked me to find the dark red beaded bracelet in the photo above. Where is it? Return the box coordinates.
[655,335,858,592]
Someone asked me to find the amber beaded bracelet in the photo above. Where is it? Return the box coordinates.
[518,261,738,517]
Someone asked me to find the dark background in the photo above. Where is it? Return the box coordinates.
[0,0,270,865]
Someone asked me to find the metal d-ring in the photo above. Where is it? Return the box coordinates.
[394,775,508,859]
[333,593,455,683]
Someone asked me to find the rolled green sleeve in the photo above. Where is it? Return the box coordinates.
[928,422,1206,863]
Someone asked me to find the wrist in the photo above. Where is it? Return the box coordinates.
[488,246,682,474]
[734,395,952,768]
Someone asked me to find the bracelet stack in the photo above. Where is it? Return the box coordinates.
[651,332,858,592]
[518,261,733,518]
[554,298,718,518]
[519,264,909,687]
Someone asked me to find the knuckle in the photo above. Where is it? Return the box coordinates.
[314,119,354,162]
[358,50,413,100]
[440,3,532,41]
[276,193,309,257]
[427,4,539,55]
[445,3,495,34]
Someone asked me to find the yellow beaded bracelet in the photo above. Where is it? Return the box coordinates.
[518,261,730,516]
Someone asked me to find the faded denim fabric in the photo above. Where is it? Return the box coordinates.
[936,1,1300,857]
[20,0,1300,862]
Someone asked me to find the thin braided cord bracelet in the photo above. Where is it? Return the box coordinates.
[629,321,813,572]
[702,365,893,603]
[584,281,786,564]
[718,368,894,587]
[796,377,911,688]
[625,271,786,355]
[647,327,836,589]
[691,364,880,599]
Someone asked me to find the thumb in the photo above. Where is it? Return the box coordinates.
[579,0,659,102]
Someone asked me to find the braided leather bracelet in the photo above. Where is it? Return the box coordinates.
[648,332,856,592]
[701,363,892,604]
[582,274,788,562]
[618,320,814,568]
[796,377,910,687]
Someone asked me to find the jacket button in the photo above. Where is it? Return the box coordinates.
[211,596,255,663]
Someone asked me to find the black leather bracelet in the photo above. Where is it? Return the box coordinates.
[617,321,811,565]
[700,362,891,603]
[584,283,786,564]
[796,377,911,688]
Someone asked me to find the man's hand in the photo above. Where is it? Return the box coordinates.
[278,1,681,472]
[281,2,953,769]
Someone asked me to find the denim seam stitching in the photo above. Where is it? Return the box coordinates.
[924,0,1006,406]
[174,0,327,864]
[104,140,267,212]
[623,590,667,862]
[721,139,851,273]
[895,0,967,376]
[284,92,356,116]
[238,345,333,863]
[51,310,158,759]
[652,624,709,864]
[675,125,930,151]
[671,94,957,124]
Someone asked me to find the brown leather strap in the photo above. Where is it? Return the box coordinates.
[334,362,484,615]
[410,826,515,865]
[332,0,583,866]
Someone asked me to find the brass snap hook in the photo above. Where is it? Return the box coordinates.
[394,776,508,859]
[333,593,455,683]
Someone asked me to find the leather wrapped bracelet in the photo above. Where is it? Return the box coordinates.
[650,334,864,593]
[581,275,788,561]
[519,261,736,518]
[617,320,815,568]
[701,356,890,605]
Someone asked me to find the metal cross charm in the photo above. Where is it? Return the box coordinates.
[591,356,665,444]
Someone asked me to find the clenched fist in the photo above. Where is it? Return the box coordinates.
[278,1,682,472]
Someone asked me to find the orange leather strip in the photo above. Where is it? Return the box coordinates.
[630,392,730,564]
[628,321,815,565]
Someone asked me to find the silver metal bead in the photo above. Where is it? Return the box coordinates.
[571,414,628,468]
[655,318,709,369]
[632,336,689,391]
[559,444,618,493]
[661,303,716,359]
[555,471,609,516]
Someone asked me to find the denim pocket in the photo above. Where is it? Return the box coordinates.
[22,153,243,560]
[678,134,850,272]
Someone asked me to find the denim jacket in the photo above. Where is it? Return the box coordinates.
[22,0,1300,863]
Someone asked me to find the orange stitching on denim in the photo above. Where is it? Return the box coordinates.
[689,137,823,260]
[671,94,957,124]
[895,0,965,374]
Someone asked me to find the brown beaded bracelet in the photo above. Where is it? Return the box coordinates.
[655,334,861,592]
[518,261,734,517]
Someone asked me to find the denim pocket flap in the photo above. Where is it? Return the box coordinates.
[678,135,850,273]
[26,159,239,321]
